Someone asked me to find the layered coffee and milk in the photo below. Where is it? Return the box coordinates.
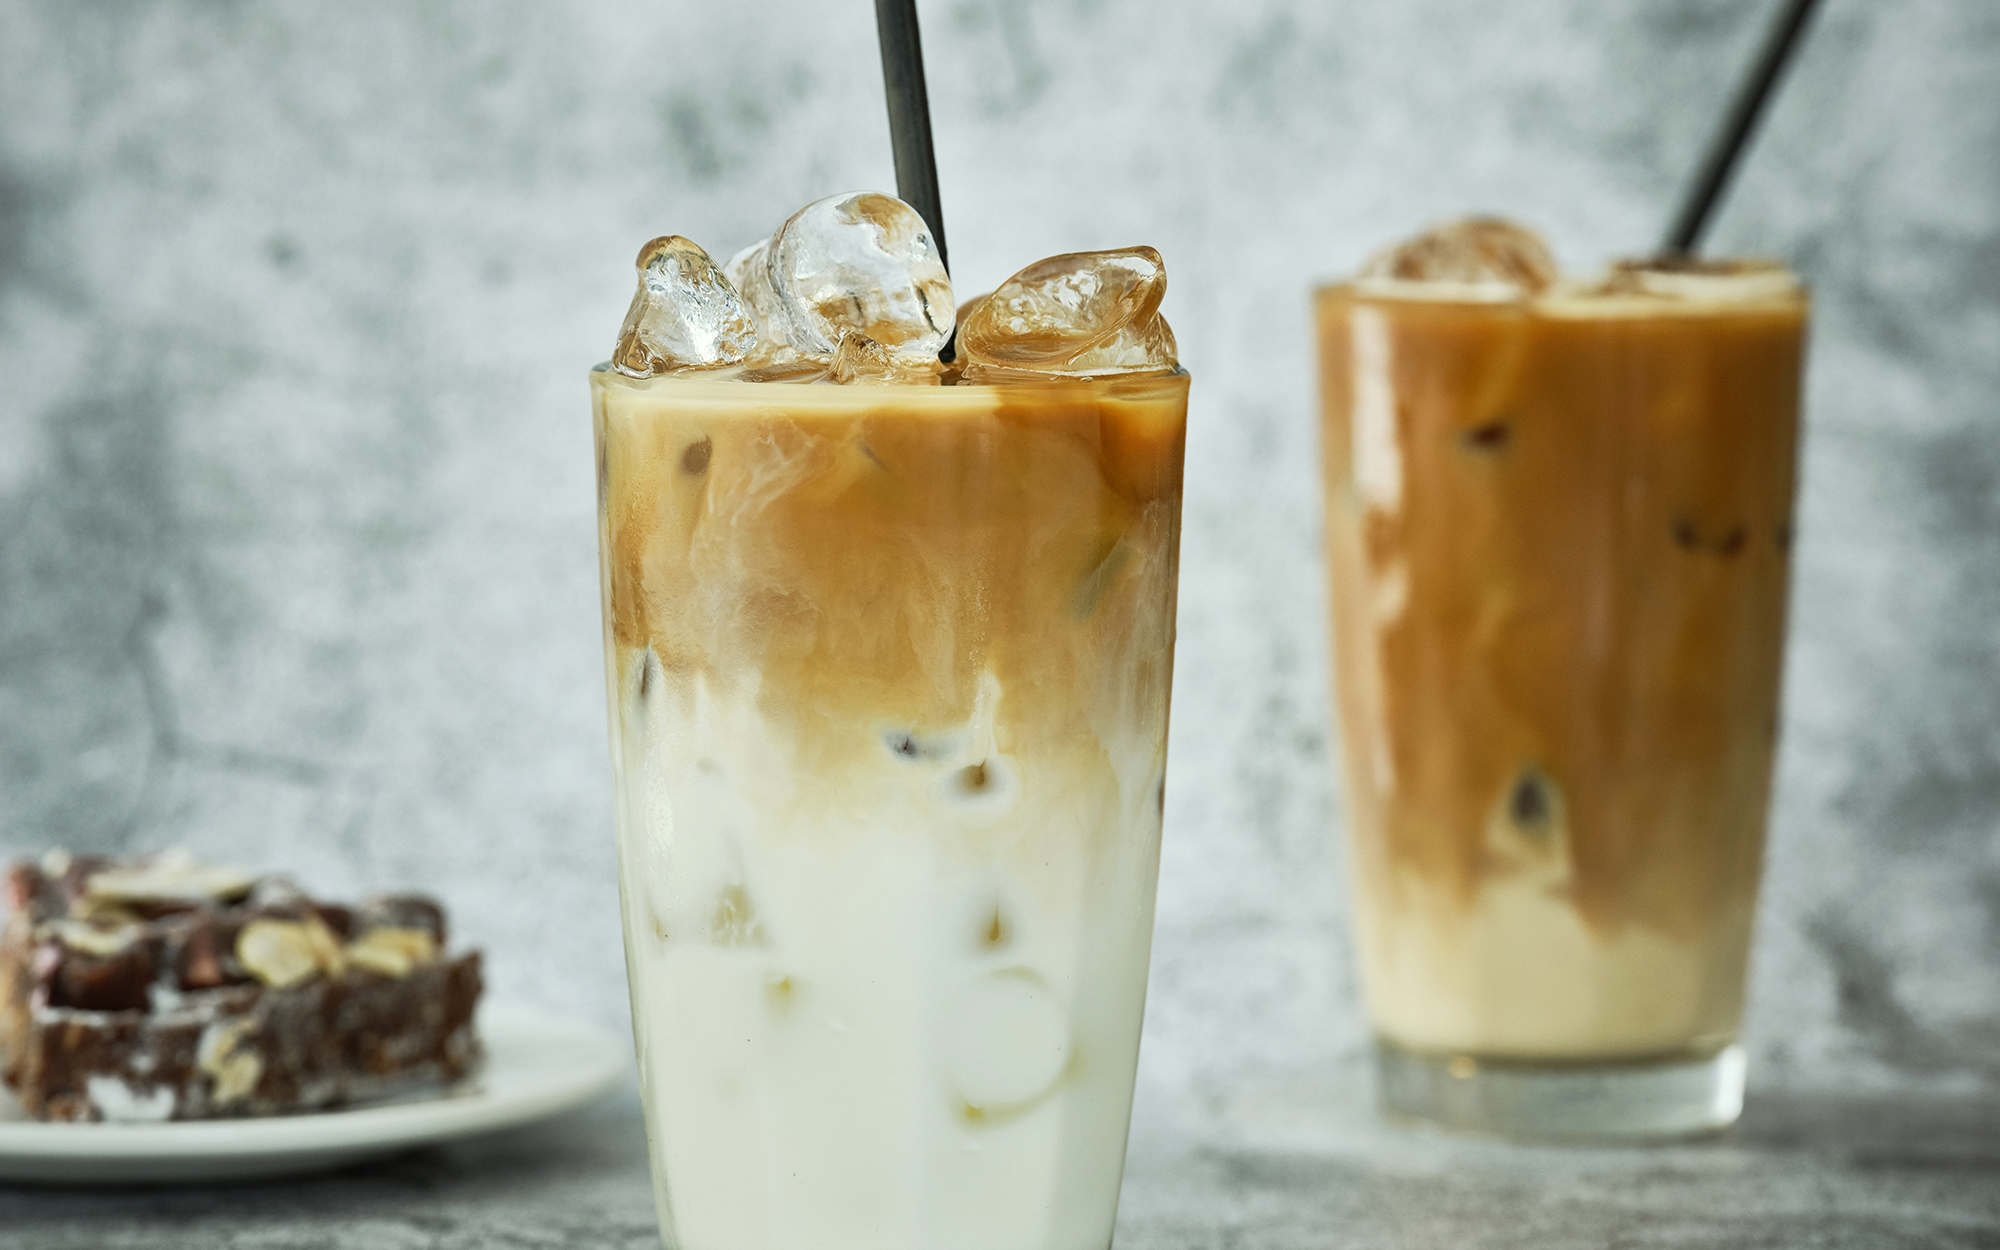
[593,193,1187,1250]
[1317,219,1806,1061]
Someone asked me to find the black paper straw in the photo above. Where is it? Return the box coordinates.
[874,0,950,276]
[1662,0,1824,255]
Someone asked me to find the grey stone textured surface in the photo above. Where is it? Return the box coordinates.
[1,0,1997,1242]
[2,1085,1998,1248]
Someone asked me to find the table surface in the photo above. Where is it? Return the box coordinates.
[4,1076,1996,1249]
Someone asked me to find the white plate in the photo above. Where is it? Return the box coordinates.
[0,1001,629,1184]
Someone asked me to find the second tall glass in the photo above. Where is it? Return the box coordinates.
[1317,253,1808,1138]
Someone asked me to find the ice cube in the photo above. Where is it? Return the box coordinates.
[956,246,1178,377]
[829,331,941,385]
[945,969,1071,1113]
[707,883,768,947]
[766,192,954,360]
[1481,766,1573,889]
[722,238,794,362]
[612,236,756,377]
[1358,217,1557,296]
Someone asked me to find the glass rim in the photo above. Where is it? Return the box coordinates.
[1312,273,1810,317]
[589,362,1191,403]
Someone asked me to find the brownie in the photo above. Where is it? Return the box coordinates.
[0,850,482,1122]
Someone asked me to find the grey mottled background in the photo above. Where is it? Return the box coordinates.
[2,0,1997,1147]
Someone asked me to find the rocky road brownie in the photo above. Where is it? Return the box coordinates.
[0,850,482,1122]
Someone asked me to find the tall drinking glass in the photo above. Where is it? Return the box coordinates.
[593,366,1188,1247]
[1317,257,1807,1138]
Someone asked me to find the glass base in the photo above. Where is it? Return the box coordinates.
[1375,1039,1746,1142]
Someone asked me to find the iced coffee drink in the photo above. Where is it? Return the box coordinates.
[592,194,1187,1248]
[1316,219,1807,1138]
